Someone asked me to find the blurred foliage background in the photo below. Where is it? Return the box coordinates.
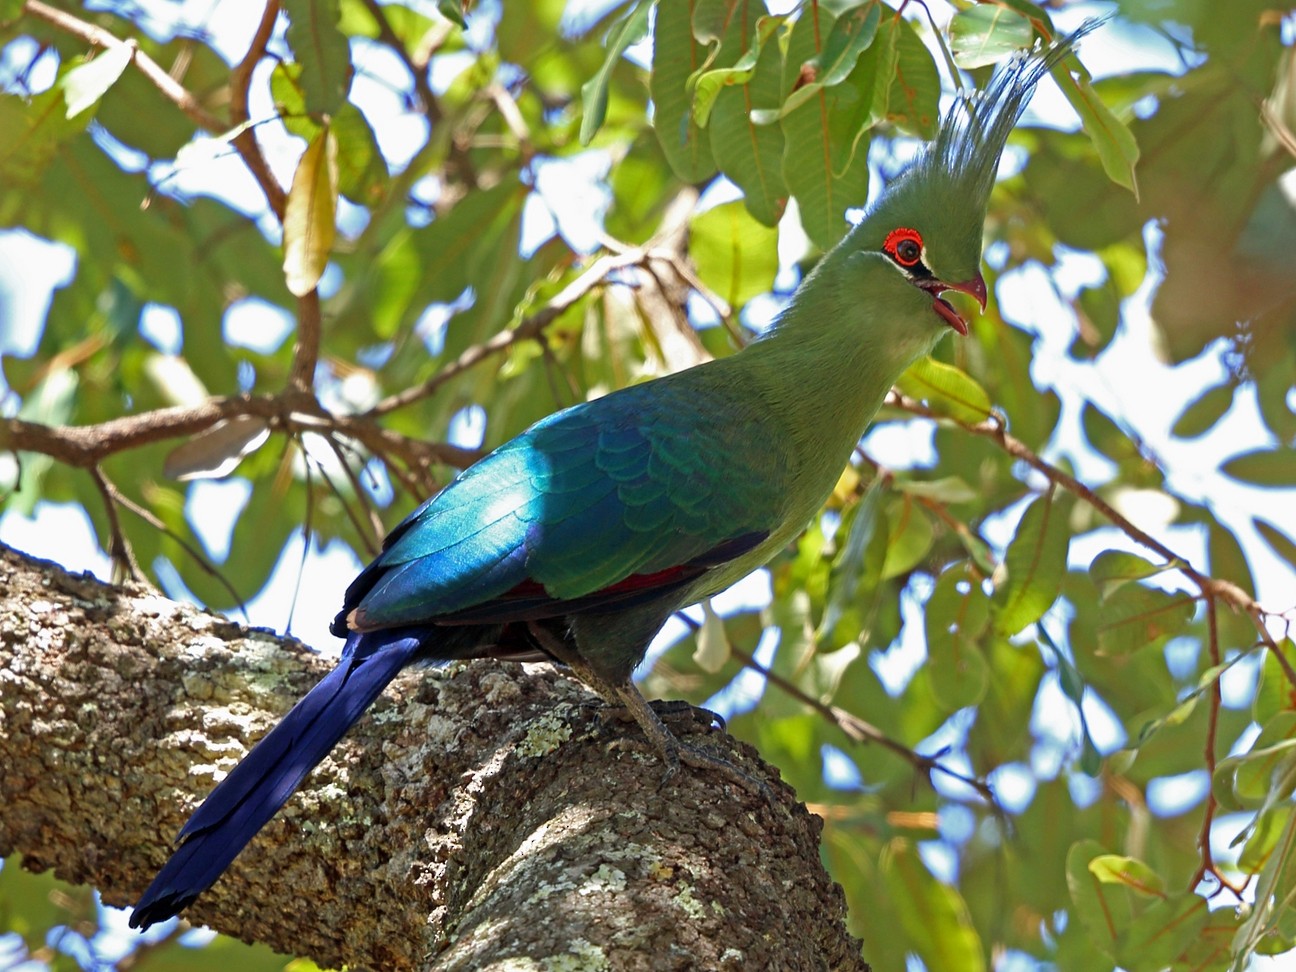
[2,0,1295,969]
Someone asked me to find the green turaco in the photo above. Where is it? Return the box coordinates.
[131,27,1094,929]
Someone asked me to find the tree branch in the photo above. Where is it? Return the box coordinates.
[0,543,867,971]
[227,0,286,218]
[23,0,224,132]
[888,392,1296,685]
[2,394,480,477]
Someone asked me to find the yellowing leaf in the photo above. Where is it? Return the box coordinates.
[283,126,339,297]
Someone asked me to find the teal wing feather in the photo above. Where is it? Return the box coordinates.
[336,375,782,632]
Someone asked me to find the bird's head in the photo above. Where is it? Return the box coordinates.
[842,27,1095,339]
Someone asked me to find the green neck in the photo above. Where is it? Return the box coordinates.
[740,246,948,474]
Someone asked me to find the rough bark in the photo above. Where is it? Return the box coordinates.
[0,543,867,971]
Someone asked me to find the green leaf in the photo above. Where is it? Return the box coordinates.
[271,61,321,141]
[815,3,881,87]
[1255,518,1296,572]
[437,0,467,28]
[1233,715,1296,809]
[1054,57,1140,195]
[995,493,1072,636]
[689,200,779,307]
[948,5,1033,70]
[581,1,653,144]
[0,90,89,186]
[1232,798,1296,967]
[1171,382,1236,438]
[708,12,788,226]
[819,479,882,640]
[927,627,990,712]
[1096,584,1194,657]
[284,0,353,117]
[1088,549,1171,594]
[1223,448,1296,487]
[1114,892,1207,972]
[880,498,933,580]
[886,14,940,138]
[283,125,339,296]
[778,6,872,249]
[61,44,134,118]
[883,843,987,972]
[897,357,993,424]
[1254,641,1296,726]
[1066,839,1127,958]
[892,476,977,504]
[1240,805,1294,875]
[692,13,784,127]
[333,102,387,205]
[1088,854,1166,896]
[651,0,717,182]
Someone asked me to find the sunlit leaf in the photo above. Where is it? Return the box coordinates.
[1067,839,1127,958]
[689,200,779,307]
[949,5,1033,70]
[897,357,993,424]
[163,416,272,481]
[61,44,134,118]
[693,599,730,673]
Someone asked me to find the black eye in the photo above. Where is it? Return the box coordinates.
[895,238,921,265]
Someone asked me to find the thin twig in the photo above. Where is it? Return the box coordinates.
[319,434,385,555]
[1189,595,1245,897]
[89,465,141,581]
[227,0,286,217]
[102,478,249,619]
[730,646,1001,809]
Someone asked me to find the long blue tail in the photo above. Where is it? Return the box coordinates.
[129,629,428,929]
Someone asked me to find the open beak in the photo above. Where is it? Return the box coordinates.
[922,273,987,337]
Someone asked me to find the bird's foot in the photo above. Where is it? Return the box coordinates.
[590,697,726,733]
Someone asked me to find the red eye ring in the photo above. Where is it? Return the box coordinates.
[884,227,924,267]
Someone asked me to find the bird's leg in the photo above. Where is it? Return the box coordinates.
[525,622,765,798]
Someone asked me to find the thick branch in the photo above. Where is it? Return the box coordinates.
[0,543,866,970]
